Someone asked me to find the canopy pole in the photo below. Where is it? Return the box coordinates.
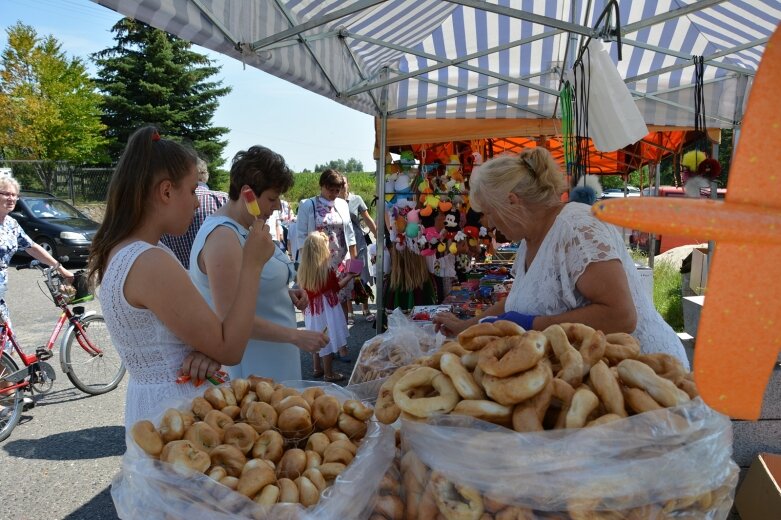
[648,162,661,268]
[375,71,389,335]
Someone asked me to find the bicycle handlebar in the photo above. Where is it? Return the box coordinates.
[15,256,69,271]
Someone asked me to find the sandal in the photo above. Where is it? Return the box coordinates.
[324,372,345,382]
[312,369,324,378]
[365,313,376,323]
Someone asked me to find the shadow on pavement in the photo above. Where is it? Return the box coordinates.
[63,485,119,520]
[2,425,125,460]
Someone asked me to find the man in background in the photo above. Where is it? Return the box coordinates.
[161,157,228,268]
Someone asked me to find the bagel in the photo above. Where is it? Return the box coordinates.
[323,428,350,443]
[203,409,234,441]
[245,401,278,433]
[305,449,322,469]
[393,367,460,418]
[677,376,699,399]
[270,387,300,408]
[477,332,547,378]
[254,381,275,403]
[622,386,664,414]
[277,448,307,480]
[207,466,227,482]
[440,352,484,400]
[586,413,623,428]
[589,360,627,417]
[303,467,327,493]
[296,475,321,507]
[604,332,641,364]
[160,439,211,474]
[511,379,553,433]
[302,387,325,408]
[254,484,280,506]
[305,432,331,455]
[482,361,552,406]
[248,375,275,388]
[220,405,241,420]
[275,394,312,415]
[219,475,239,490]
[375,365,417,424]
[560,323,606,375]
[219,386,238,407]
[239,391,258,418]
[460,351,479,371]
[564,387,600,429]
[312,395,341,429]
[230,378,250,402]
[223,422,258,454]
[318,462,347,481]
[457,322,501,351]
[338,411,368,439]
[180,410,196,430]
[131,420,163,457]
[323,443,354,465]
[452,399,513,426]
[183,421,221,453]
[252,429,285,462]
[617,359,690,407]
[328,438,357,456]
[543,324,584,387]
[191,396,214,420]
[637,353,687,384]
[278,405,313,438]
[431,471,484,520]
[210,444,247,477]
[236,463,275,498]
[277,477,300,504]
[204,387,227,410]
[343,399,373,421]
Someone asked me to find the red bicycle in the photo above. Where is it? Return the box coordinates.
[0,260,125,441]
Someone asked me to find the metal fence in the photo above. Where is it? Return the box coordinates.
[0,160,113,203]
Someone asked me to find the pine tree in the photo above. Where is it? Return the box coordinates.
[93,19,231,189]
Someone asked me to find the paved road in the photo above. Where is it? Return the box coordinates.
[0,259,377,520]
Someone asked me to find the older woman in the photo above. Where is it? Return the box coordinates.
[189,146,328,381]
[296,169,357,337]
[433,148,689,368]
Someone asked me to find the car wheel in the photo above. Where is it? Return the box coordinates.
[36,237,58,259]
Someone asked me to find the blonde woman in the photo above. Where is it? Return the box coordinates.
[297,232,355,382]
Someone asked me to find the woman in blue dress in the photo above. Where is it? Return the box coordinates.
[189,147,328,381]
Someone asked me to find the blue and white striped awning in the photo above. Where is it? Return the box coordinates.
[94,0,781,128]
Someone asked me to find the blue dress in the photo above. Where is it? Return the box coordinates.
[189,215,302,382]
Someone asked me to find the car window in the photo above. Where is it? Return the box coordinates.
[26,198,82,219]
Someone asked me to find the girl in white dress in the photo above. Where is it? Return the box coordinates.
[87,126,275,428]
[297,232,355,382]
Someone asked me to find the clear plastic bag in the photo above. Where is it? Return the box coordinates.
[349,308,444,384]
[400,398,738,518]
[112,381,396,519]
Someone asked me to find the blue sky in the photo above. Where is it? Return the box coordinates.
[0,0,377,172]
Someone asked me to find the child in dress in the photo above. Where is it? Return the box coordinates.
[297,231,355,382]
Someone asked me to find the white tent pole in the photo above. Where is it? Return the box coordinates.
[648,162,661,268]
[375,70,389,334]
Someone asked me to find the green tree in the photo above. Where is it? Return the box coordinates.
[93,19,231,188]
[313,158,364,173]
[0,22,107,190]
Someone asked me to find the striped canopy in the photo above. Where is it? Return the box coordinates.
[93,0,779,128]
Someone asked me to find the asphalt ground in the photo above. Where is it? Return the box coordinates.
[0,258,378,520]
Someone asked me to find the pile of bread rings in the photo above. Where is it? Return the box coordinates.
[130,377,374,510]
[349,326,440,385]
[376,320,697,430]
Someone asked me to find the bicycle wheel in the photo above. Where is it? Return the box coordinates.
[62,314,125,395]
[0,353,22,442]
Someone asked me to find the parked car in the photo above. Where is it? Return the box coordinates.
[10,191,99,262]
[600,186,641,199]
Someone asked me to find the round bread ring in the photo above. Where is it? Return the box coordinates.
[457,322,502,350]
[452,399,513,426]
[277,477,299,504]
[622,386,664,414]
[203,409,234,441]
[477,332,547,378]
[276,448,307,480]
[318,462,347,481]
[588,360,627,417]
[296,475,321,507]
[183,421,221,453]
[636,353,687,384]
[511,378,554,433]
[237,463,275,498]
[393,367,460,418]
[343,399,374,421]
[617,359,690,407]
[337,411,368,439]
[312,395,341,429]
[252,429,285,462]
[492,320,526,336]
[204,386,228,409]
[302,387,325,408]
[481,361,552,406]
[328,438,357,456]
[239,392,258,418]
[275,394,312,415]
[208,466,227,482]
[219,475,239,490]
[219,386,238,407]
[431,471,484,520]
[131,420,163,457]
[277,405,313,439]
[303,468,327,493]
[564,387,600,429]
[542,324,584,387]
[305,432,331,455]
[245,401,278,434]
[560,323,606,376]
[210,443,247,477]
[230,378,250,402]
[161,439,211,474]
[270,387,300,408]
[180,410,196,430]
[323,427,350,443]
[221,405,241,420]
[305,449,322,469]
[254,381,275,403]
[254,484,280,506]
[323,443,354,465]
[375,365,417,424]
[440,353,484,400]
[677,377,699,399]
[191,396,214,420]
[604,332,641,364]
[586,413,623,428]
[223,422,258,455]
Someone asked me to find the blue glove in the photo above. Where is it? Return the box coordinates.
[479,311,537,330]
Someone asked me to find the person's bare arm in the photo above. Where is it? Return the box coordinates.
[360,209,378,237]
[531,259,637,333]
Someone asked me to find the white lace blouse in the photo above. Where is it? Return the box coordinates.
[504,203,689,369]
[99,241,201,428]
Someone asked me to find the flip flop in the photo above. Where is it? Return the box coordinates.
[324,372,345,382]
[312,370,324,378]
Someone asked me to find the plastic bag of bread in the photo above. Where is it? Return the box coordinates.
[349,308,444,385]
[398,399,738,519]
[112,381,396,520]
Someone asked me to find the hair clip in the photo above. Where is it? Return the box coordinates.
[151,130,161,142]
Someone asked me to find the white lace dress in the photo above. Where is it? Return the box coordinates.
[504,203,689,369]
[99,241,201,429]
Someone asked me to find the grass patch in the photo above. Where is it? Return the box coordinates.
[652,260,684,332]
[287,172,377,212]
